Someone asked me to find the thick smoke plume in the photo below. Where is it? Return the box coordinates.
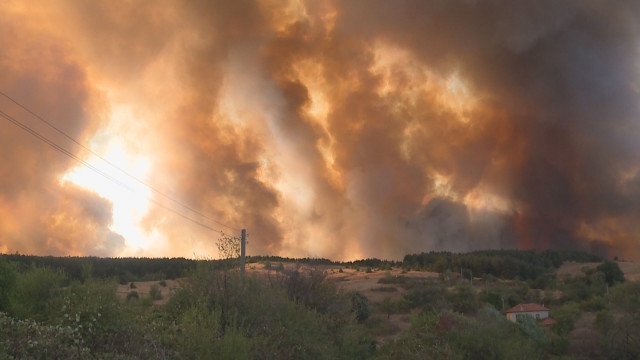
[1,1,639,260]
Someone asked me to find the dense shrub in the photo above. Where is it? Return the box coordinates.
[8,265,65,321]
[351,292,371,323]
[377,308,546,360]
[127,291,139,301]
[0,258,16,312]
[150,284,163,300]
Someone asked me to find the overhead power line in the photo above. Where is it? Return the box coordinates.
[0,91,238,235]
[0,108,222,234]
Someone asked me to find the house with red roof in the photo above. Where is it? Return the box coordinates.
[505,303,550,322]
[540,317,555,327]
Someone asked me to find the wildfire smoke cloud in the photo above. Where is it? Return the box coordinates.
[1,0,639,260]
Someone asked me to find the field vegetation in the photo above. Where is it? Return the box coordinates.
[0,249,637,359]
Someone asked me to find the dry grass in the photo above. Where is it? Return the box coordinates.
[556,260,640,281]
[328,267,439,303]
[116,279,183,305]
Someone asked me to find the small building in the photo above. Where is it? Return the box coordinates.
[540,317,555,327]
[505,303,550,322]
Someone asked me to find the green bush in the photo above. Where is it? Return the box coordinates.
[9,265,65,321]
[351,292,371,323]
[378,308,546,360]
[127,291,139,301]
[0,312,89,358]
[0,258,16,312]
[150,284,163,300]
[596,260,625,286]
[448,284,478,315]
[403,283,449,312]
[551,302,582,336]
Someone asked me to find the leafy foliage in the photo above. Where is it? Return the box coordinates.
[403,249,601,280]
[8,264,65,321]
[352,292,371,323]
[0,250,633,359]
[0,253,196,282]
[596,260,625,286]
[377,308,546,360]
[0,257,16,312]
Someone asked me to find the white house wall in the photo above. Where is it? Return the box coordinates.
[506,311,549,322]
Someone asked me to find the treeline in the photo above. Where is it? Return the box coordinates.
[0,249,603,285]
[247,255,335,266]
[0,254,196,283]
[403,249,603,280]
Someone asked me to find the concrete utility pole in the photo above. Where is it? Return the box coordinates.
[240,229,246,277]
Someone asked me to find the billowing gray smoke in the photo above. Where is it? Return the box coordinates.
[1,1,639,260]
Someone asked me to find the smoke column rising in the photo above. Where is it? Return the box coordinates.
[0,0,639,260]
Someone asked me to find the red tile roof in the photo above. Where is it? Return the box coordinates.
[540,317,555,326]
[505,303,550,313]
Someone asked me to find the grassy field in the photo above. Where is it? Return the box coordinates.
[116,279,183,305]
[557,260,640,280]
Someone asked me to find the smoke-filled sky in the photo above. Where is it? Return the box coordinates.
[1,0,640,260]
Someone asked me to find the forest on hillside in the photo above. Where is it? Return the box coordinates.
[1,248,603,283]
[0,249,636,359]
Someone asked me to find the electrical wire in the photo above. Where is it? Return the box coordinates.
[0,104,232,236]
[0,90,241,233]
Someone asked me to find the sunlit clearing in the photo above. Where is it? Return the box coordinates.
[60,137,153,254]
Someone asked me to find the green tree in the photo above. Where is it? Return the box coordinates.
[551,302,582,336]
[599,281,640,359]
[351,292,371,323]
[378,297,395,319]
[596,260,625,286]
[150,284,163,300]
[0,257,16,311]
[377,308,546,360]
[448,284,478,315]
[9,265,65,321]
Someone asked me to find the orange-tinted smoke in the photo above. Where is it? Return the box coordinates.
[0,6,122,256]
[2,1,640,260]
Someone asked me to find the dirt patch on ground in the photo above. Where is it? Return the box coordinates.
[556,261,640,281]
[556,262,601,277]
[615,261,640,281]
[328,267,439,303]
[116,279,183,305]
